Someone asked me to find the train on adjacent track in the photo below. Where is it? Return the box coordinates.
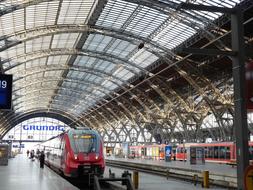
[129,142,253,164]
[37,127,105,177]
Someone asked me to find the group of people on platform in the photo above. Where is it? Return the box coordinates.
[26,149,45,168]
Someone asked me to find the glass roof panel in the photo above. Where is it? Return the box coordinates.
[44,70,63,77]
[0,9,24,35]
[74,56,97,67]
[52,33,81,49]
[84,34,112,51]
[153,19,196,50]
[47,55,69,66]
[105,39,137,58]
[129,49,159,68]
[25,57,48,69]
[57,0,95,24]
[124,7,168,38]
[26,1,59,29]
[96,0,137,28]
[25,36,52,53]
[113,68,134,81]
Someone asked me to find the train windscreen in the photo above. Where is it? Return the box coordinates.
[71,134,97,153]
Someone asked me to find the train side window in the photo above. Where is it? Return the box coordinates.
[204,147,208,158]
[226,146,230,159]
[214,146,219,158]
[219,146,225,159]
[208,147,214,158]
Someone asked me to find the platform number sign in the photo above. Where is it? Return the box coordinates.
[0,74,13,110]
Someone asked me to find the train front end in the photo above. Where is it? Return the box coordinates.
[64,128,105,177]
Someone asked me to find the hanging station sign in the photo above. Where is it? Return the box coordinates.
[0,74,13,110]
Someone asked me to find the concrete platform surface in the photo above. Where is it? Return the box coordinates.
[0,154,79,190]
[106,157,236,177]
[105,166,227,190]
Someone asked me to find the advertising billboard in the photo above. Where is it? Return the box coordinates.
[165,145,172,162]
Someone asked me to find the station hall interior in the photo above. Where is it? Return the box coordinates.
[1,0,253,190]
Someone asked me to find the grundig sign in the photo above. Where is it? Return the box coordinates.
[22,125,65,131]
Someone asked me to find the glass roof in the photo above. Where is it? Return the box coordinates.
[0,0,242,118]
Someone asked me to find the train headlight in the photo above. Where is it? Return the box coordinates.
[95,153,99,160]
[74,154,78,160]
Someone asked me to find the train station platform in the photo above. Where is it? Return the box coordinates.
[106,157,237,188]
[106,157,236,176]
[0,154,79,190]
[105,166,225,190]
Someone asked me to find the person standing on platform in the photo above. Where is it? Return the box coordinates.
[30,150,35,160]
[39,151,45,168]
[26,150,30,157]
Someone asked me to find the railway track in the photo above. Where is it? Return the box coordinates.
[106,159,237,189]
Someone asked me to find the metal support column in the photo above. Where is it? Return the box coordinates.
[179,3,249,189]
[231,9,249,190]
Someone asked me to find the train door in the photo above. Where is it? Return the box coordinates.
[141,147,145,159]
[147,146,151,159]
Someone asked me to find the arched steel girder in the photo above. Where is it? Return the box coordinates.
[150,77,208,129]
[0,1,233,134]
[0,112,14,135]
[81,92,135,128]
[13,76,121,102]
[12,90,130,116]
[177,63,232,105]
[174,66,232,128]
[12,86,110,109]
[85,89,151,124]
[2,25,168,55]
[92,110,120,137]
[146,80,186,123]
[0,109,85,137]
[131,87,161,116]
[0,21,233,116]
[13,89,103,109]
[13,77,113,94]
[12,64,128,89]
[4,48,149,77]
[101,107,134,132]
[154,77,192,111]
[11,67,156,119]
[14,74,155,127]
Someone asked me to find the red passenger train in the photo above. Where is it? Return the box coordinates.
[129,142,253,164]
[38,127,105,177]
[176,142,253,164]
